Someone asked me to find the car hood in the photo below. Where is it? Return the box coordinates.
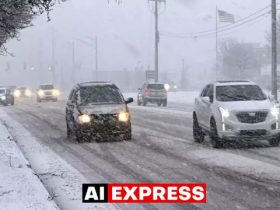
[79,104,127,115]
[217,100,273,112]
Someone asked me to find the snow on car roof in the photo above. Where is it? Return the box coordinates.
[78,81,114,87]
[215,80,256,86]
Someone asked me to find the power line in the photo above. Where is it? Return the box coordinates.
[161,5,272,39]
[161,10,271,39]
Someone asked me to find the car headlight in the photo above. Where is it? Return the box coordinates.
[164,84,170,91]
[78,114,91,124]
[271,106,279,118]
[52,89,60,97]
[1,96,6,100]
[219,107,230,119]
[25,89,32,97]
[14,90,21,97]
[38,90,44,97]
[118,112,130,122]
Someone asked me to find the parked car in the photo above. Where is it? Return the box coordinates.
[65,82,133,142]
[0,87,15,106]
[137,83,167,106]
[37,84,60,102]
[14,87,32,98]
[193,80,280,148]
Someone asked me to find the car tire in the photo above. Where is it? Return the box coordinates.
[210,118,224,149]
[157,102,161,107]
[53,98,58,102]
[269,138,280,147]
[123,130,132,141]
[37,98,41,103]
[163,100,167,107]
[10,100,14,106]
[66,122,71,138]
[137,98,141,106]
[74,129,84,143]
[193,113,204,143]
[143,99,147,106]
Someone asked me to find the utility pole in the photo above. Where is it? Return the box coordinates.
[272,0,278,100]
[154,0,159,82]
[95,36,98,81]
[149,0,165,82]
[72,41,75,85]
[51,28,56,84]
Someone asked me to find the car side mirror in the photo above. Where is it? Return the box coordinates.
[201,96,210,103]
[268,94,275,101]
[125,97,134,104]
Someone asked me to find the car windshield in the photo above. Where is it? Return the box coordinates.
[40,85,54,90]
[216,85,267,102]
[147,84,164,90]
[0,89,5,94]
[79,85,124,105]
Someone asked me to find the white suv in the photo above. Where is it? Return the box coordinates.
[193,81,280,148]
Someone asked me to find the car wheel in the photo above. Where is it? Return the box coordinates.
[66,122,71,138]
[193,113,204,143]
[210,119,224,149]
[123,130,132,141]
[157,102,161,107]
[74,129,84,143]
[269,138,280,147]
[37,98,41,103]
[137,98,141,106]
[143,99,147,106]
[163,100,167,107]
[10,100,14,106]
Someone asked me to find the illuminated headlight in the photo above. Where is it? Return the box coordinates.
[14,90,21,98]
[25,89,32,97]
[52,89,60,97]
[219,107,230,119]
[164,84,170,91]
[174,85,177,89]
[118,112,130,122]
[38,90,44,97]
[78,114,91,124]
[1,96,6,100]
[271,107,279,118]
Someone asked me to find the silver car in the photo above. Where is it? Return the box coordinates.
[137,83,167,107]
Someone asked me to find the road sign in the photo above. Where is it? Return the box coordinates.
[146,70,156,82]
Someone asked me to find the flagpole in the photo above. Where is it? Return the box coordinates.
[216,6,218,81]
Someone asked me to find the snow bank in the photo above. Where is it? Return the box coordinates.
[0,110,117,210]
[0,119,59,210]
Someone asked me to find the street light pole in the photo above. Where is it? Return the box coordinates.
[154,0,159,82]
[272,0,278,100]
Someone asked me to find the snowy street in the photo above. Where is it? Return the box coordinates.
[1,95,280,210]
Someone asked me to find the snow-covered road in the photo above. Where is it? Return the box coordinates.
[1,98,280,210]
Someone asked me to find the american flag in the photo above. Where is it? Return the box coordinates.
[218,10,235,23]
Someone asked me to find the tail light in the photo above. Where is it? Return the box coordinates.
[144,88,150,93]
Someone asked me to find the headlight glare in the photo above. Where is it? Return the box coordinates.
[78,114,91,124]
[118,112,129,122]
[1,96,6,100]
[52,89,60,97]
[25,89,32,97]
[271,107,279,117]
[38,90,44,97]
[14,90,21,97]
[219,107,230,119]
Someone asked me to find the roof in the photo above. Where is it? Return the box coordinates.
[215,80,256,86]
[77,81,114,87]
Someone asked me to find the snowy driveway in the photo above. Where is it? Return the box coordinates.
[1,99,280,210]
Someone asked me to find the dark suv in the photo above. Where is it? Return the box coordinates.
[137,83,167,106]
[0,88,15,106]
[65,82,133,142]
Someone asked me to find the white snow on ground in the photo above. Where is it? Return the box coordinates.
[0,110,117,210]
[0,119,59,210]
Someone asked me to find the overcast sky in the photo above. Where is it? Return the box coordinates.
[0,0,271,87]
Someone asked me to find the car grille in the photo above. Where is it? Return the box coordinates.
[90,114,121,132]
[44,91,52,96]
[240,130,267,136]
[236,111,268,124]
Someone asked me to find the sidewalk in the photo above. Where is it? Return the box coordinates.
[0,119,59,210]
